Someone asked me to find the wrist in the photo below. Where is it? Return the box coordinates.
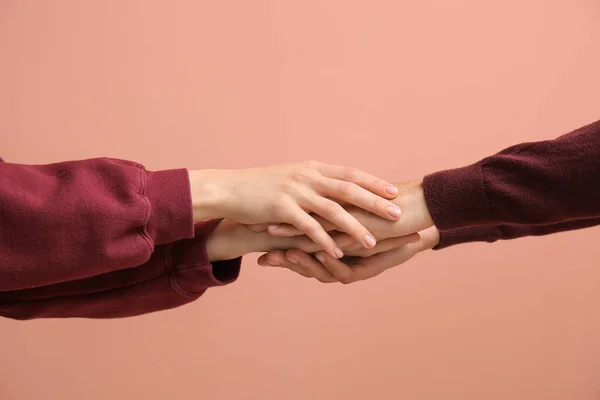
[188,169,231,222]
[391,180,434,234]
[206,220,240,261]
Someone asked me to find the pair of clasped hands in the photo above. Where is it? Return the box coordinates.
[195,161,440,284]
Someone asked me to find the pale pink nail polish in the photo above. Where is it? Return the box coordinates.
[365,235,376,248]
[285,256,298,264]
[268,261,280,266]
[316,253,326,263]
[384,185,398,195]
[334,247,344,258]
[387,205,401,218]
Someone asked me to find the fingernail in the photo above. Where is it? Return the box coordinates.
[385,185,398,195]
[334,247,344,258]
[387,205,401,218]
[364,235,376,248]
[285,255,298,264]
[409,236,420,243]
[269,224,280,230]
[316,253,326,263]
[268,261,280,266]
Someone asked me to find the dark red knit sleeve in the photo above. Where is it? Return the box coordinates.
[422,119,600,248]
[435,218,600,249]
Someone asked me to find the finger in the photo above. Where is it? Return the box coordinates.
[349,242,423,282]
[280,231,357,254]
[418,226,441,250]
[313,251,354,284]
[300,195,377,250]
[285,250,338,283]
[267,218,336,237]
[257,250,287,267]
[314,176,402,222]
[316,163,399,199]
[285,264,313,278]
[257,251,313,278]
[343,233,421,257]
[333,233,362,252]
[282,203,343,259]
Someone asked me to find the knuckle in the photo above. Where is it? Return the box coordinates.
[371,196,385,210]
[297,239,319,253]
[280,182,299,195]
[301,221,320,235]
[323,201,342,218]
[337,181,353,197]
[304,160,320,169]
[273,193,289,207]
[342,167,357,182]
[272,196,291,218]
[290,172,311,184]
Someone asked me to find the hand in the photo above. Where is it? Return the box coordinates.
[190,161,402,258]
[256,226,440,284]
[205,219,256,262]
[251,179,434,242]
[206,218,416,261]
[205,218,379,262]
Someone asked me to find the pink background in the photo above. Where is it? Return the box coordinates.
[1,1,600,399]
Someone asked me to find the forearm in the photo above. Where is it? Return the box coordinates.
[188,169,232,221]
[328,117,600,247]
[423,119,600,231]
[0,158,194,291]
[436,218,600,249]
[0,220,241,319]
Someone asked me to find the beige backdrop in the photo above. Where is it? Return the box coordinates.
[1,1,600,399]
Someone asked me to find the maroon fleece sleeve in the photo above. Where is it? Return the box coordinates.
[0,220,241,319]
[422,119,600,249]
[0,158,195,291]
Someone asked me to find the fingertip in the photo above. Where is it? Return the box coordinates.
[386,205,402,220]
[364,234,377,249]
[256,254,269,266]
[408,233,421,243]
[315,251,326,264]
[261,251,287,267]
[321,234,343,259]
[384,184,399,198]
